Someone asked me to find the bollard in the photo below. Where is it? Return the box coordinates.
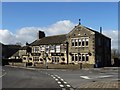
[80,63,82,69]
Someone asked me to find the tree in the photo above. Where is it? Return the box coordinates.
[111,48,120,59]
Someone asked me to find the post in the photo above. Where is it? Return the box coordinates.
[80,63,82,69]
[44,52,48,69]
[66,42,69,64]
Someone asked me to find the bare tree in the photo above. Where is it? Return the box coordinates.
[111,48,120,59]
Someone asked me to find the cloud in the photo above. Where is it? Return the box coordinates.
[0,29,16,44]
[0,20,75,45]
[0,20,118,49]
[103,30,118,49]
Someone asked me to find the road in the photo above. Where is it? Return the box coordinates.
[2,66,61,89]
[1,66,118,90]
[41,68,118,89]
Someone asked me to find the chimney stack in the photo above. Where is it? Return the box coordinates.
[38,31,45,39]
[100,27,102,34]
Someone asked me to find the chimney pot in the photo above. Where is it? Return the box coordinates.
[100,27,102,34]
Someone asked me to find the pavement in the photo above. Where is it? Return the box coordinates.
[1,65,120,90]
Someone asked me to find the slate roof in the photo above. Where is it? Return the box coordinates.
[20,46,28,50]
[30,34,67,46]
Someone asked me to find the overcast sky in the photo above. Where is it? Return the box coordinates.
[0,2,118,49]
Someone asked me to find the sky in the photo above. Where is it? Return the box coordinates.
[0,2,118,49]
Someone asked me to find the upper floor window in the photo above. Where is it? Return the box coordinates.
[71,37,89,47]
[85,38,89,46]
[75,39,78,46]
[56,45,60,53]
[82,39,85,46]
[50,45,55,53]
[72,39,75,46]
[33,47,39,53]
[78,39,81,46]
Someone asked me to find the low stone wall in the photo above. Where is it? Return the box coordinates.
[9,62,26,67]
[8,62,94,69]
[35,63,94,69]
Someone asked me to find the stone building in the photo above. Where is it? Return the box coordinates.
[20,23,111,67]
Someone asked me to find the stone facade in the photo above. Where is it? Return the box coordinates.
[16,24,111,67]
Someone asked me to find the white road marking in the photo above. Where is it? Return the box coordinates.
[55,79,58,81]
[53,77,56,79]
[55,75,58,77]
[0,72,7,78]
[98,75,113,78]
[59,84,64,87]
[64,81,67,84]
[61,79,64,81]
[80,76,91,79]
[80,75,113,80]
[57,76,61,78]
[51,75,54,77]
[57,81,61,84]
[66,85,71,87]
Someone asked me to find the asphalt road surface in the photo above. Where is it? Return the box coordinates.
[41,68,118,89]
[2,66,61,90]
[1,66,118,90]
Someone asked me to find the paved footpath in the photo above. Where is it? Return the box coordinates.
[77,81,119,88]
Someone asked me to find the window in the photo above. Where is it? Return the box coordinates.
[86,38,89,46]
[78,39,81,46]
[72,55,74,61]
[86,54,89,61]
[34,47,39,52]
[23,57,26,60]
[46,46,49,53]
[75,54,78,61]
[82,39,85,46]
[56,45,60,53]
[56,57,59,62]
[29,58,32,60]
[50,45,55,53]
[41,46,45,51]
[82,54,85,61]
[71,39,75,46]
[33,57,39,61]
[75,39,78,46]
[79,54,81,61]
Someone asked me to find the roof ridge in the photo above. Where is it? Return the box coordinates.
[45,34,67,38]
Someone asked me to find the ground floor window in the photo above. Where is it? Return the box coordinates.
[71,53,89,62]
[33,56,39,61]
[52,56,59,63]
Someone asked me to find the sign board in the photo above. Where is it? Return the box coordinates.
[31,53,41,56]
[51,53,64,56]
